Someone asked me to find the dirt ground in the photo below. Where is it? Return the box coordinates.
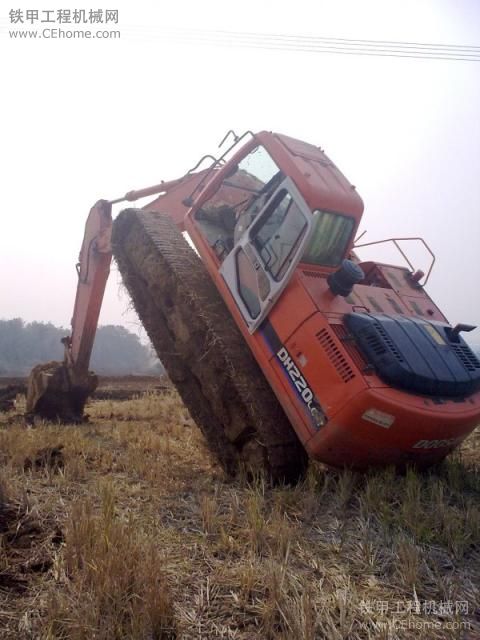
[0,380,478,639]
[0,375,168,403]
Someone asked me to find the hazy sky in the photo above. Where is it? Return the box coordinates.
[1,0,479,346]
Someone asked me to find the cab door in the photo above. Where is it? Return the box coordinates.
[220,176,314,333]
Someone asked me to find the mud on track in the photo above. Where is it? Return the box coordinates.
[111,209,307,483]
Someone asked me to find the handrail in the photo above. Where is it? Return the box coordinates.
[353,236,436,286]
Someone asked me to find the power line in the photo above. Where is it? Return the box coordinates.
[204,29,480,52]
[127,26,480,61]
[2,19,479,61]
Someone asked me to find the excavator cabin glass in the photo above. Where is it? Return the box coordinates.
[251,190,308,281]
[194,145,282,260]
[303,212,355,267]
[194,144,355,270]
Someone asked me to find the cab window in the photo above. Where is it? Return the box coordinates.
[194,146,282,259]
[302,211,354,267]
[251,190,308,281]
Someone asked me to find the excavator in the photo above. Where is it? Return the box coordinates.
[26,130,480,482]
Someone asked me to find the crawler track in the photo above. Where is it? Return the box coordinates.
[111,209,307,483]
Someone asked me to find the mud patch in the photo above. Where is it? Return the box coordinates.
[0,489,61,594]
[0,386,24,413]
[23,445,65,473]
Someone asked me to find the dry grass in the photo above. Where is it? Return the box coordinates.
[0,387,479,639]
[45,485,175,639]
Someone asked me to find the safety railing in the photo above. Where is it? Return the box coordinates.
[353,236,436,286]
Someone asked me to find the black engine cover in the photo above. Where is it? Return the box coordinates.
[345,312,480,397]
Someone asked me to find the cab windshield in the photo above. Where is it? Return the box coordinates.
[194,145,284,256]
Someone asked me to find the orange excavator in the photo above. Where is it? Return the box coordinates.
[27,130,480,482]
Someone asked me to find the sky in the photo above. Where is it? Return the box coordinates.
[1,0,479,346]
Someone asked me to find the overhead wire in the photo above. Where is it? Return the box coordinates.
[2,18,479,61]
[149,27,480,61]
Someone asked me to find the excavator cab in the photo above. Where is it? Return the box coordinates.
[184,132,480,470]
[190,138,359,333]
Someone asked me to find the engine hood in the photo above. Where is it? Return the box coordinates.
[345,312,480,397]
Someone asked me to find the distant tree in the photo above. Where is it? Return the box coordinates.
[91,325,156,375]
[24,321,65,364]
[0,319,163,376]
[0,319,29,375]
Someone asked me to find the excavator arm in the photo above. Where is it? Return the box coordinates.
[26,200,113,422]
[26,170,210,422]
[68,200,113,375]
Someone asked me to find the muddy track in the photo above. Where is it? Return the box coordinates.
[111,209,307,483]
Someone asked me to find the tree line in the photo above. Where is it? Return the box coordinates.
[0,319,163,376]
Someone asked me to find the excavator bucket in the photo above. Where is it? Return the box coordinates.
[26,361,97,423]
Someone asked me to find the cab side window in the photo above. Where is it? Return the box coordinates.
[236,249,261,318]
